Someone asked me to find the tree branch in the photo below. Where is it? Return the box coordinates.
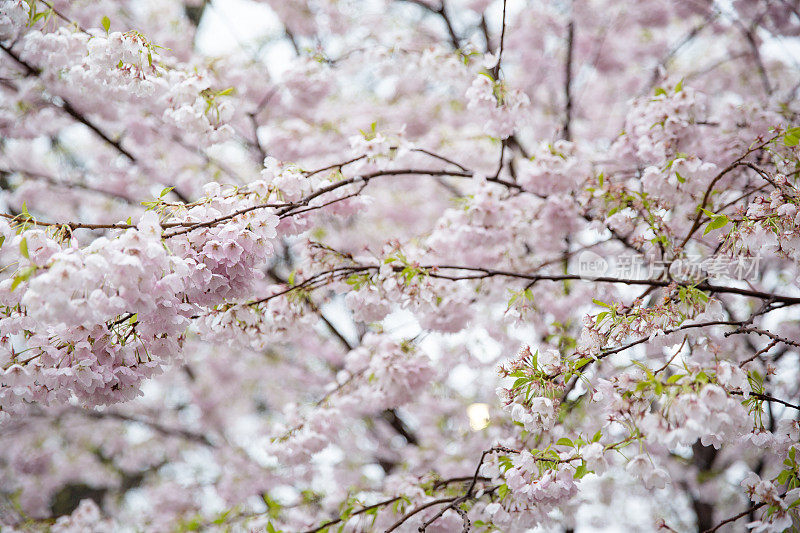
[562,20,575,141]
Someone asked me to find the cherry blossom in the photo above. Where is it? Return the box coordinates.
[1,0,799,531]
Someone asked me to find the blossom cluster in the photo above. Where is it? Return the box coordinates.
[0,179,283,417]
[1,0,799,531]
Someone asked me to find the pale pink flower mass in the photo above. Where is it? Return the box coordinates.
[0,0,798,531]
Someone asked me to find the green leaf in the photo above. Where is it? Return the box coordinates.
[598,173,604,188]
[212,509,232,525]
[704,214,729,235]
[592,298,611,309]
[574,463,589,479]
[783,127,800,147]
[523,288,534,301]
[497,483,509,500]
[0,235,5,249]
[101,15,110,33]
[556,437,574,447]
[160,186,175,197]
[654,87,667,96]
[666,373,685,384]
[592,430,602,442]
[11,266,37,291]
[512,377,528,389]
[675,171,685,183]
[19,237,29,259]
[674,78,684,93]
[776,470,791,485]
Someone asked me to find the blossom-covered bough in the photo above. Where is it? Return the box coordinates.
[1,0,800,531]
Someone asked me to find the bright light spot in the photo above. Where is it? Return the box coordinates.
[467,403,490,431]
[195,0,281,55]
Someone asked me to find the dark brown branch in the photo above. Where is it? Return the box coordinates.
[701,501,768,533]
[0,44,138,162]
[1,168,136,204]
[489,0,508,80]
[562,20,575,141]
[416,446,515,531]
[381,409,419,445]
[738,339,779,367]
[411,148,471,172]
[184,0,209,27]
[267,267,420,448]
[0,212,137,231]
[301,496,402,533]
[479,15,492,52]
[38,0,88,32]
[384,497,459,532]
[77,409,214,446]
[740,23,772,96]
[285,27,301,55]
[251,261,800,313]
[398,0,461,50]
[0,43,191,202]
[677,134,782,251]
[18,407,215,447]
[724,326,800,349]
[422,265,800,306]
[647,11,717,90]
[729,390,800,411]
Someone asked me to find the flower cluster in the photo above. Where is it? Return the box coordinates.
[0,213,192,414]
[1,1,800,531]
[266,334,433,465]
[611,85,707,165]
[0,180,284,416]
[465,74,531,139]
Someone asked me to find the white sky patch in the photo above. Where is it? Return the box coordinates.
[195,0,279,55]
[195,0,295,77]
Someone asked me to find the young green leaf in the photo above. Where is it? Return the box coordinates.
[11,265,37,291]
[704,214,729,235]
[783,126,800,147]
